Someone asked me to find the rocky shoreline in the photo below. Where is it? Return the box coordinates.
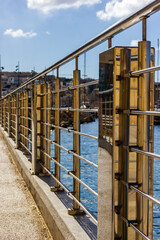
[51,111,97,128]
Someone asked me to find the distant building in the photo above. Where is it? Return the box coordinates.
[1,71,37,96]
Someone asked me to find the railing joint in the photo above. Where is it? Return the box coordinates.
[68,208,85,216]
[128,182,139,189]
[116,75,122,81]
[128,220,138,227]
[50,186,64,192]
[115,140,122,146]
[115,108,122,114]
[68,170,75,175]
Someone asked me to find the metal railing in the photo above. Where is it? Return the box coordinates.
[0,1,160,239]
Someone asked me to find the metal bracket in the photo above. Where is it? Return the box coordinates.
[128,182,139,189]
[115,140,121,146]
[128,220,138,227]
[115,205,121,215]
[116,75,122,81]
[115,172,121,181]
[68,171,75,175]
[116,108,122,114]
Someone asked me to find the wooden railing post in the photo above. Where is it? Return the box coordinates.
[52,68,61,191]
[42,81,51,172]
[31,84,37,174]
[8,96,11,137]
[117,48,131,239]
[68,56,82,215]
[137,40,151,239]
[1,100,4,127]
[16,93,20,149]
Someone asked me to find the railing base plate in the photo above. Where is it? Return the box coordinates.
[50,187,64,192]
[68,208,85,216]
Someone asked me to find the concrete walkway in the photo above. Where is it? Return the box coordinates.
[0,133,53,240]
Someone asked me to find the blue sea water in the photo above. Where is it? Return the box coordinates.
[153,125,160,239]
[50,120,160,238]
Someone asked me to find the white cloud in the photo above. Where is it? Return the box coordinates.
[97,0,153,21]
[46,31,51,35]
[130,39,140,46]
[4,29,37,38]
[27,0,101,14]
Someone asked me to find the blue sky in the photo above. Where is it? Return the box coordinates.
[0,0,159,79]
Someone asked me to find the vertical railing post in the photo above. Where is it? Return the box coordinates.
[47,84,51,171]
[117,48,131,239]
[31,84,37,174]
[42,81,51,172]
[45,82,51,171]
[52,68,61,191]
[4,99,6,131]
[68,56,82,214]
[16,93,20,148]
[108,37,112,48]
[1,100,4,127]
[24,91,28,150]
[137,40,151,239]
[8,96,11,137]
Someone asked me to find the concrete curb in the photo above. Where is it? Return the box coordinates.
[0,127,90,240]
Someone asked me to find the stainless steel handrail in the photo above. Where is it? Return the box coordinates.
[41,122,98,140]
[99,88,113,95]
[130,185,160,207]
[1,0,159,99]
[130,223,150,240]
[130,147,160,160]
[130,65,160,76]
[130,110,160,116]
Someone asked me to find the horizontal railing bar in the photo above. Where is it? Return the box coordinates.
[130,65,160,76]
[11,126,16,130]
[20,116,32,121]
[1,1,159,99]
[130,110,160,116]
[19,107,32,110]
[19,124,32,132]
[41,150,98,197]
[50,80,99,94]
[100,101,113,104]
[19,97,31,100]
[39,163,98,225]
[41,135,98,168]
[11,120,16,123]
[19,141,32,155]
[130,223,150,240]
[130,147,160,160]
[130,185,160,207]
[99,88,113,95]
[11,114,16,116]
[11,132,16,138]
[19,133,32,143]
[41,122,98,141]
[50,107,98,113]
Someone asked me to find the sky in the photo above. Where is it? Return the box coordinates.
[0,0,159,79]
